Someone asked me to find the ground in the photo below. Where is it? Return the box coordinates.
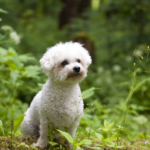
[0,136,149,150]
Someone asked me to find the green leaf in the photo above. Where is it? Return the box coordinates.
[103,121,114,132]
[57,129,73,143]
[0,8,8,14]
[104,120,109,128]
[74,142,83,146]
[107,122,114,130]
[107,141,115,147]
[13,114,26,136]
[95,132,103,141]
[38,83,44,89]
[107,140,125,148]
[19,54,36,62]
[49,141,58,146]
[105,137,117,142]
[86,127,95,135]
[10,70,19,84]
[22,66,40,79]
[82,87,96,99]
[0,120,4,135]
[102,137,106,146]
[81,139,92,145]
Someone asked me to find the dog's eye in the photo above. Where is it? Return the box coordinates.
[77,59,81,63]
[61,60,68,66]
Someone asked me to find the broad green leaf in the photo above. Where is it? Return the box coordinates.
[74,142,83,146]
[38,83,44,88]
[104,120,109,128]
[23,66,40,78]
[86,127,95,134]
[82,87,95,99]
[102,121,114,131]
[102,128,109,132]
[105,137,117,142]
[107,141,115,147]
[73,140,92,149]
[49,141,58,146]
[13,114,26,136]
[95,132,103,141]
[101,137,106,146]
[57,129,73,143]
[107,122,114,130]
[19,54,36,62]
[81,139,92,145]
[10,70,19,84]
[107,140,125,148]
[0,8,8,14]
[8,63,17,71]
[0,120,4,135]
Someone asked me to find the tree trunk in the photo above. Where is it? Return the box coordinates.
[59,0,91,29]
[59,0,78,29]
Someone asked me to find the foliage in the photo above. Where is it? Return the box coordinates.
[81,87,96,99]
[0,44,41,134]
[13,114,26,136]
[0,8,42,134]
[0,0,150,149]
[57,129,93,150]
[0,120,5,136]
[0,0,67,59]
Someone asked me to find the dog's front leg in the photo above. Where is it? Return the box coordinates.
[69,117,82,150]
[33,120,49,149]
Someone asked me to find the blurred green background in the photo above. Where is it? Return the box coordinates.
[0,0,150,138]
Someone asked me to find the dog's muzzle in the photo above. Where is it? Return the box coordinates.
[73,66,80,73]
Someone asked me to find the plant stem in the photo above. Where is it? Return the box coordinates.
[117,72,150,145]
[11,121,13,149]
[117,69,137,145]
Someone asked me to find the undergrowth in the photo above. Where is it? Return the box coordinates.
[1,7,150,150]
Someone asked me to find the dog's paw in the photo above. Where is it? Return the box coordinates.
[76,146,82,150]
[32,142,39,147]
[32,142,48,149]
[32,136,49,149]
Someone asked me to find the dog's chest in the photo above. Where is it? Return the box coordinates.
[40,83,83,126]
[42,91,82,113]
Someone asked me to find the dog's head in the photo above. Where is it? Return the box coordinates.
[40,42,92,84]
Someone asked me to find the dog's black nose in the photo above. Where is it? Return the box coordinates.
[73,66,80,73]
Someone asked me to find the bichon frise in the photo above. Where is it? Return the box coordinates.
[21,42,92,149]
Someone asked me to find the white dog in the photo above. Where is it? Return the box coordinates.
[21,42,92,149]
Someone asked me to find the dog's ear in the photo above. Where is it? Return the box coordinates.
[80,47,92,68]
[39,49,55,74]
[85,51,92,67]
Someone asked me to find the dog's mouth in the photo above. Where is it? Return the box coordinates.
[68,73,81,78]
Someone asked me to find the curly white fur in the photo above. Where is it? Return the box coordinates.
[21,41,92,149]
